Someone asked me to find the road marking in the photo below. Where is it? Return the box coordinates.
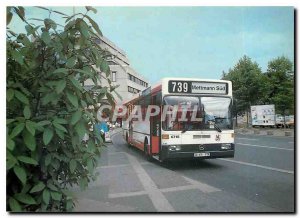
[180,176,220,193]
[109,191,147,199]
[126,153,175,212]
[236,138,258,141]
[236,143,294,151]
[219,158,294,174]
[96,164,130,169]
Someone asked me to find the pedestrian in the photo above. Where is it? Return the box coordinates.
[95,113,109,142]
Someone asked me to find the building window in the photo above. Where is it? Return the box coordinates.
[112,71,116,82]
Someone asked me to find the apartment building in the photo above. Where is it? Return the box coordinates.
[84,36,149,105]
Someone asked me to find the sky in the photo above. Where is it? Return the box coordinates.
[8,6,294,85]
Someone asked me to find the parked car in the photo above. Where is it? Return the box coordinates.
[285,115,294,128]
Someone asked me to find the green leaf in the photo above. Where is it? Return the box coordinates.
[79,177,88,191]
[6,119,15,125]
[30,182,45,193]
[7,137,15,151]
[17,156,38,165]
[87,158,93,173]
[85,6,97,13]
[51,68,69,75]
[66,56,76,68]
[85,15,102,36]
[15,90,29,104]
[70,110,82,125]
[66,91,78,108]
[41,31,51,44]
[55,80,66,94]
[79,20,90,38]
[42,189,51,205]
[47,182,58,191]
[14,193,36,205]
[50,191,62,201]
[10,122,25,138]
[68,76,83,91]
[7,11,13,26]
[74,121,87,139]
[66,199,73,210]
[44,18,57,30]
[45,154,51,166]
[38,120,51,126]
[7,89,14,102]
[43,128,54,145]
[7,155,18,170]
[26,120,36,136]
[25,24,35,36]
[23,129,36,151]
[52,122,67,133]
[8,197,22,212]
[75,69,93,76]
[100,60,110,76]
[41,92,58,105]
[53,118,68,124]
[69,159,76,173]
[14,6,25,22]
[55,128,65,140]
[11,50,24,65]
[13,165,26,184]
[23,105,31,119]
[51,159,60,170]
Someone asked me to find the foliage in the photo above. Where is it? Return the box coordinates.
[222,56,267,117]
[265,56,294,115]
[222,55,294,125]
[7,6,116,212]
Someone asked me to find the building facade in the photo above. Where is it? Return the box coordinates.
[84,36,149,105]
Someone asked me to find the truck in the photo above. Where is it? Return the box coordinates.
[251,105,275,127]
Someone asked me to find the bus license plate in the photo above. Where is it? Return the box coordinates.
[194,152,210,157]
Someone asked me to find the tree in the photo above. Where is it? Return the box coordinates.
[222,56,267,126]
[6,6,117,211]
[265,56,294,119]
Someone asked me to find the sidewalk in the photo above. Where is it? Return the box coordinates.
[235,127,295,137]
[72,128,157,212]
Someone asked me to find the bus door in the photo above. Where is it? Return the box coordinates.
[150,93,161,155]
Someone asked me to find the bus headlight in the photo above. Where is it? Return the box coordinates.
[221,143,231,150]
[162,134,169,139]
[169,145,181,151]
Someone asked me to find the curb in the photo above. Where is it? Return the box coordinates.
[235,128,294,137]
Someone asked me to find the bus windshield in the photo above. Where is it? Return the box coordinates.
[162,96,233,131]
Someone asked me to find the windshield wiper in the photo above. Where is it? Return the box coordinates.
[181,126,189,133]
[214,123,222,132]
[207,119,222,133]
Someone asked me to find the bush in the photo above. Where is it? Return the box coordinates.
[7,6,117,211]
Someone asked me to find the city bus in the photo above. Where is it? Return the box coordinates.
[122,78,234,161]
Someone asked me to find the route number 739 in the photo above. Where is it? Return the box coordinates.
[171,81,188,93]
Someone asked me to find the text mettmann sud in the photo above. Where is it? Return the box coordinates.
[168,81,227,94]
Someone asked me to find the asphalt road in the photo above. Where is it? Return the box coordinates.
[74,129,295,213]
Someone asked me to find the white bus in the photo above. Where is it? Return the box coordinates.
[122,78,234,161]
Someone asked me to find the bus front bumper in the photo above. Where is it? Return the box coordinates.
[160,144,235,161]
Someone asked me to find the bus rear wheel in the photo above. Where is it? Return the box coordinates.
[144,139,152,161]
[126,133,131,147]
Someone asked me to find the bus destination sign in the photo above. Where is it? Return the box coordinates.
[168,81,227,94]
